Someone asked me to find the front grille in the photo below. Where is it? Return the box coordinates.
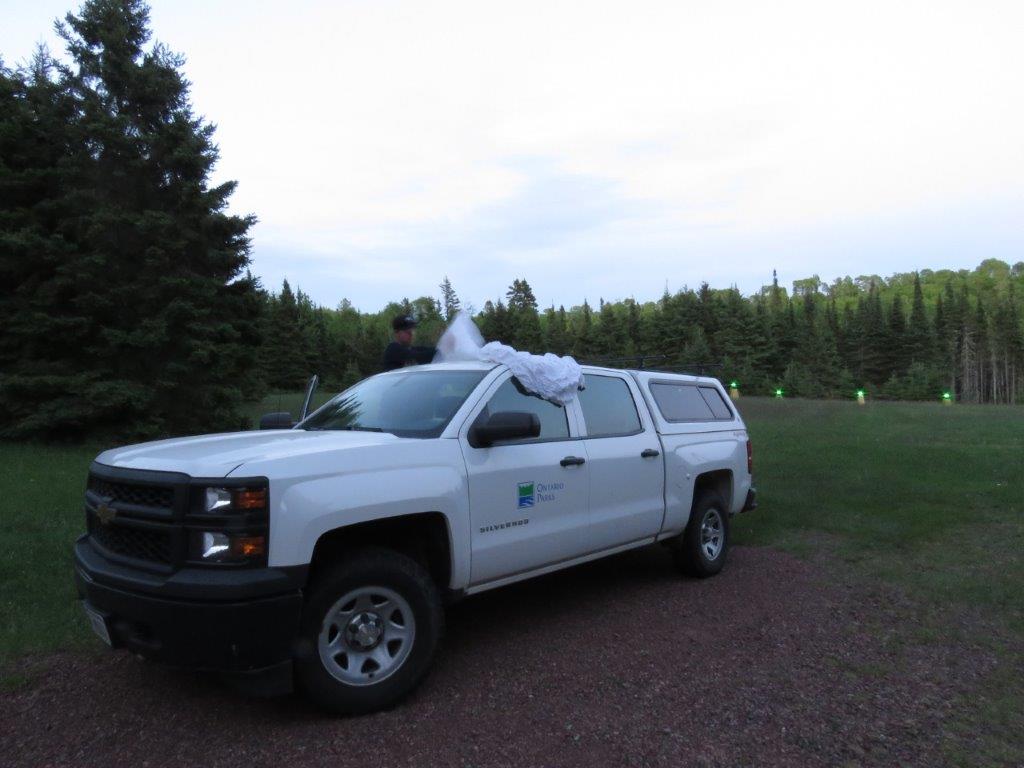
[86,468,182,568]
[88,512,174,565]
[88,477,174,511]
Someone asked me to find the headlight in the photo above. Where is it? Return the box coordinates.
[201,487,267,513]
[205,488,232,512]
[188,481,269,566]
[193,531,266,563]
[200,531,230,558]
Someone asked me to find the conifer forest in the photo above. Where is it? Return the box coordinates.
[2,0,1022,442]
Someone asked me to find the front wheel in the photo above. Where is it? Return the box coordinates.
[295,548,442,715]
[673,491,730,578]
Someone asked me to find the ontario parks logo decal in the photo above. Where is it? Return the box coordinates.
[479,480,565,535]
[517,480,563,508]
[517,482,535,508]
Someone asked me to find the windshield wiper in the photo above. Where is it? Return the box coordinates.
[340,425,385,432]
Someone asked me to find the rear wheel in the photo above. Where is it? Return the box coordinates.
[295,548,442,715]
[673,491,730,577]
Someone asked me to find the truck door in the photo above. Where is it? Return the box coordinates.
[460,374,591,586]
[575,372,665,550]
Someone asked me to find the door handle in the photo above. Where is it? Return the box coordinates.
[640,449,660,458]
[560,456,586,467]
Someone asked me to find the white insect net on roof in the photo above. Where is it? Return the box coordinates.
[433,312,485,362]
[433,313,583,405]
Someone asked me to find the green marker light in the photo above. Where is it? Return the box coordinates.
[942,392,951,401]
[856,389,865,397]
[730,381,738,389]
[775,388,783,398]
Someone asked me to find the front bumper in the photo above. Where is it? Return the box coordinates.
[74,536,306,672]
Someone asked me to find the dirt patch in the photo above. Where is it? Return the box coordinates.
[0,546,1003,767]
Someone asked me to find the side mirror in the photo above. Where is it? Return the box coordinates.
[259,411,295,430]
[470,411,541,448]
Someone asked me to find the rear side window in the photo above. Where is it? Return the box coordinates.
[649,382,734,422]
[578,375,642,437]
[479,377,569,441]
[699,386,733,419]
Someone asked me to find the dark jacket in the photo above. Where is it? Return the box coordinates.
[381,342,436,372]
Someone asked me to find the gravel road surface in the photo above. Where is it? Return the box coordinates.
[0,546,998,767]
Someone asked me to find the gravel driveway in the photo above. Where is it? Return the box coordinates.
[0,546,998,767]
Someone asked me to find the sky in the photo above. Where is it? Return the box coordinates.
[3,0,1023,312]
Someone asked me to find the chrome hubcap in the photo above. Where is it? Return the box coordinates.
[700,508,724,560]
[346,612,384,649]
[318,586,415,686]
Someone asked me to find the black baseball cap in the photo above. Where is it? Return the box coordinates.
[392,314,418,331]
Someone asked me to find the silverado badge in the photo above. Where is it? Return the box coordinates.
[96,502,117,525]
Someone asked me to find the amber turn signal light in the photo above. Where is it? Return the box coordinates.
[234,488,267,510]
[232,535,266,558]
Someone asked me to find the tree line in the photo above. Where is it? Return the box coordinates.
[2,1,1022,444]
[257,260,1024,407]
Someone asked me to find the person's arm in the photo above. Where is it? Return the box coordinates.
[382,342,409,371]
[409,345,437,364]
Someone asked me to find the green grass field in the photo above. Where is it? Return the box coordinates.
[732,397,1024,629]
[2,396,1022,757]
[731,397,1024,766]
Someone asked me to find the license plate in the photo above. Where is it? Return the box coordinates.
[83,603,112,646]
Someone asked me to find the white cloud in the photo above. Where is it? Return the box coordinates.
[3,0,1023,309]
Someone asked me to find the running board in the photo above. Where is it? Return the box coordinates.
[464,538,655,596]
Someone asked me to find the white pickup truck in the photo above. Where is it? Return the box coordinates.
[74,362,756,714]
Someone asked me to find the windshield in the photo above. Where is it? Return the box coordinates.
[298,369,487,438]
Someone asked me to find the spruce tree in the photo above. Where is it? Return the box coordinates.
[858,283,889,385]
[624,299,642,356]
[886,295,909,376]
[505,279,541,350]
[905,273,933,366]
[596,299,626,358]
[544,305,570,355]
[972,299,990,402]
[714,289,755,365]
[491,300,512,343]
[572,300,594,359]
[477,300,497,341]
[696,283,719,348]
[439,276,460,321]
[260,281,308,390]
[0,50,82,434]
[505,278,538,313]
[1,1,260,439]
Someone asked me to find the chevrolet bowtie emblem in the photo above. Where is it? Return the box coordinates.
[96,502,117,525]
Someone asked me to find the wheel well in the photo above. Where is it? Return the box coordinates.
[309,513,452,590]
[693,470,732,512]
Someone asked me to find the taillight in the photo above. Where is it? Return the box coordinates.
[746,439,753,474]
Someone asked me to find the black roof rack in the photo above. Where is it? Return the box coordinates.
[579,355,723,376]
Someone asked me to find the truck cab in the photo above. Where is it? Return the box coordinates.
[75,362,755,714]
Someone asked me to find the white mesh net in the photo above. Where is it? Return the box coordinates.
[433,313,583,405]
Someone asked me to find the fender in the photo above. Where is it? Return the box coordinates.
[229,440,471,589]
[660,433,750,534]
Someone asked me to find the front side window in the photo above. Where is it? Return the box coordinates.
[578,375,642,437]
[299,370,485,438]
[477,377,569,442]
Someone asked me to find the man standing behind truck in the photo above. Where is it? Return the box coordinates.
[381,315,436,371]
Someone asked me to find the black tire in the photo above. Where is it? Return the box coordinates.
[294,547,443,715]
[673,491,730,578]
